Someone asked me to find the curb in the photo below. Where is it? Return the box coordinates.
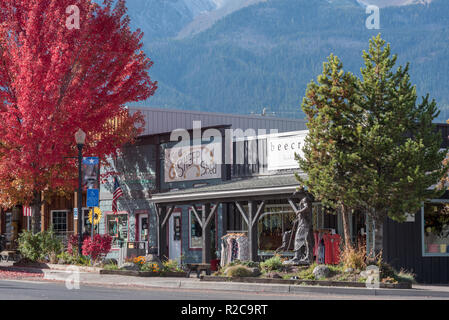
[39,270,449,298]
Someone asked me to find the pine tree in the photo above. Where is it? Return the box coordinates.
[298,35,449,253]
[355,35,448,252]
[297,54,362,249]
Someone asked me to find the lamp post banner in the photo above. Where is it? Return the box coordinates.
[82,157,100,189]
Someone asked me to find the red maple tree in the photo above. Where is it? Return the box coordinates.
[0,0,157,224]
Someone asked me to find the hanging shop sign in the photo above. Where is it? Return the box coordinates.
[267,132,308,171]
[164,143,222,183]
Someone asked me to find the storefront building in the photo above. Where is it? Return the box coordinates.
[97,107,308,263]
[2,106,447,284]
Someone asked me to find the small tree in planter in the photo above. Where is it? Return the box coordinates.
[82,234,112,264]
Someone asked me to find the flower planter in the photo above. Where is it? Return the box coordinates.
[200,276,412,289]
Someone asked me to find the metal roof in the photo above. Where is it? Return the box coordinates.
[128,106,307,136]
[150,174,306,204]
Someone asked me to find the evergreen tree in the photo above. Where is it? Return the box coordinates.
[297,54,362,249]
[355,35,448,252]
[298,35,448,253]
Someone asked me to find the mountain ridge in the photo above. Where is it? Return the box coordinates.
[125,0,449,121]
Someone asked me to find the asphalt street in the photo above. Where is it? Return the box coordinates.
[0,279,445,300]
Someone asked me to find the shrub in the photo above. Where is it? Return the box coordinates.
[260,255,284,272]
[396,269,416,284]
[224,265,255,277]
[340,245,367,271]
[162,259,182,272]
[103,263,119,271]
[297,263,317,280]
[141,262,160,272]
[18,229,63,263]
[82,234,112,262]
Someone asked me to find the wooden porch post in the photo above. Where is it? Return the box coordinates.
[157,205,168,259]
[202,203,211,264]
[157,205,175,260]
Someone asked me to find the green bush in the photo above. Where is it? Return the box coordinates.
[162,259,182,272]
[297,263,317,280]
[103,263,119,271]
[224,265,255,278]
[260,255,284,272]
[18,229,63,263]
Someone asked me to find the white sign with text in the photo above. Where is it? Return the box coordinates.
[267,132,308,171]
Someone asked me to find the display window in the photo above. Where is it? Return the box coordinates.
[189,209,202,248]
[106,213,128,247]
[422,202,449,256]
[188,207,216,250]
[257,205,296,251]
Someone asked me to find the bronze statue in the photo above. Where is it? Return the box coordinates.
[284,195,314,265]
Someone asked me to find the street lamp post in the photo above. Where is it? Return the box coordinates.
[75,129,86,256]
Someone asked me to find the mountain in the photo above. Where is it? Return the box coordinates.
[177,0,267,38]
[356,0,433,7]
[126,0,218,40]
[125,0,449,121]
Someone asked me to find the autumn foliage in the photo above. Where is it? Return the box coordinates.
[81,234,112,261]
[0,0,157,207]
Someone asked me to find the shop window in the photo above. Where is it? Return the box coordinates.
[106,213,128,247]
[189,209,203,249]
[51,211,68,235]
[189,208,216,249]
[258,205,296,252]
[422,202,449,256]
[5,212,12,242]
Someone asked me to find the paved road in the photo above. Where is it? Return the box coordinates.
[0,279,444,300]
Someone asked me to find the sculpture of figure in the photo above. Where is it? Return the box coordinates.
[284,195,314,265]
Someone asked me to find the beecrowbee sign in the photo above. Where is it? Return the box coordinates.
[164,143,222,182]
[267,131,308,171]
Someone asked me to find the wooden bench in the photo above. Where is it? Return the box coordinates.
[186,263,211,278]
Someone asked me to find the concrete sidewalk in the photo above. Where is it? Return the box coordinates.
[40,269,449,299]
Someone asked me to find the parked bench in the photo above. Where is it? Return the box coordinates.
[186,263,211,278]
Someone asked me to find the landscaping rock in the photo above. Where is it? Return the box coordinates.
[266,272,282,279]
[249,267,261,277]
[102,258,118,265]
[313,265,331,279]
[345,268,354,273]
[120,262,140,271]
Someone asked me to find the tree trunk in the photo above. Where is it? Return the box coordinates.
[373,218,383,256]
[31,192,42,234]
[341,203,353,250]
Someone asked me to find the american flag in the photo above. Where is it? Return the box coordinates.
[112,177,123,214]
[23,206,32,217]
